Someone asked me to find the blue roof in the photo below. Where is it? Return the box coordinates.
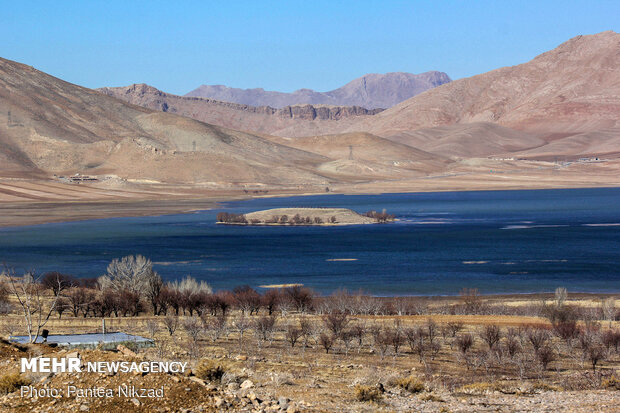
[10,332,153,346]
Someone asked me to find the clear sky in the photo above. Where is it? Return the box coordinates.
[1,1,618,95]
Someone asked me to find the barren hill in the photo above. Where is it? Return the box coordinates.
[386,122,546,159]
[267,132,449,179]
[0,57,332,185]
[349,31,620,139]
[185,71,451,109]
[99,83,381,137]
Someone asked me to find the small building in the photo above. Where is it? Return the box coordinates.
[10,332,154,350]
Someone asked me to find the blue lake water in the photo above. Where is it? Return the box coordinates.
[1,188,619,295]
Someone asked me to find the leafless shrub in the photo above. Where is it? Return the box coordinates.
[383,326,403,356]
[339,329,356,355]
[145,319,160,339]
[6,267,62,343]
[527,327,550,354]
[601,298,616,328]
[154,337,169,359]
[537,345,555,370]
[233,314,251,348]
[447,321,464,337]
[371,328,390,360]
[233,285,261,315]
[183,337,202,361]
[55,297,70,319]
[404,326,427,362]
[254,315,277,346]
[323,311,349,337]
[587,343,607,372]
[504,329,521,359]
[456,333,474,355]
[425,319,438,348]
[480,324,501,350]
[459,288,484,313]
[286,324,302,348]
[203,314,228,342]
[183,317,202,344]
[349,323,365,352]
[555,287,568,308]
[319,333,334,354]
[163,315,179,336]
[602,329,620,352]
[553,320,580,348]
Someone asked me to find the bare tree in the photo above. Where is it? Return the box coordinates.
[537,345,555,370]
[554,287,568,308]
[41,272,75,296]
[527,327,550,354]
[323,311,349,337]
[233,314,251,348]
[319,333,334,354]
[163,315,179,336]
[202,314,228,342]
[5,267,62,343]
[286,323,302,348]
[601,297,616,328]
[480,324,501,350]
[587,343,607,372]
[456,333,474,368]
[145,319,160,339]
[99,255,158,294]
[254,315,277,346]
[447,321,464,337]
[183,317,203,344]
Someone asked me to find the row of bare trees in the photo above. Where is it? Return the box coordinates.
[364,209,396,223]
[2,259,618,346]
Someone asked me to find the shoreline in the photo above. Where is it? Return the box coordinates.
[0,183,619,228]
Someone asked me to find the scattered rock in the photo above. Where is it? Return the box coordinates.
[228,382,240,391]
[278,396,289,409]
[240,379,254,389]
[116,344,137,358]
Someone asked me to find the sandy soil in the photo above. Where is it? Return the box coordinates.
[0,158,618,227]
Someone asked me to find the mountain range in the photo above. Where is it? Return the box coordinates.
[1,31,619,205]
[99,83,383,137]
[184,71,451,109]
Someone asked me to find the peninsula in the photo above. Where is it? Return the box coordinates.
[216,208,395,225]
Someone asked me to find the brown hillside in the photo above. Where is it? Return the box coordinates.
[99,84,380,138]
[0,57,335,185]
[349,31,620,139]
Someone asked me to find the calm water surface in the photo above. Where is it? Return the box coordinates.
[1,188,619,295]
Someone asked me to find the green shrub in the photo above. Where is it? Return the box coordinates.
[194,359,227,382]
[0,373,30,394]
[395,375,425,393]
[354,385,383,402]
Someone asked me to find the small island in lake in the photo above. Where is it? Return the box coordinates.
[216,208,395,225]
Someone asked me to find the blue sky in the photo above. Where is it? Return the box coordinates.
[1,1,618,95]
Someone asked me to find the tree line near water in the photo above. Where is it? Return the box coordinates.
[217,209,395,225]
